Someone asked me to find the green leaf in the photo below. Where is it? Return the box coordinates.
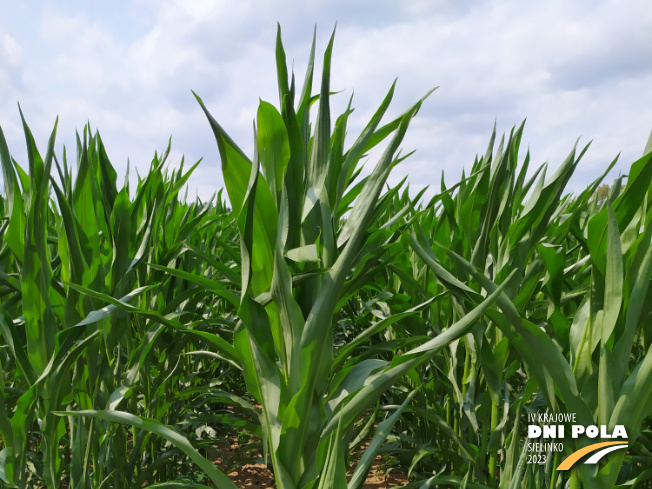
[194,92,277,295]
[257,100,290,202]
[285,244,320,263]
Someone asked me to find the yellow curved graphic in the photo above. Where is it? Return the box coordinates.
[557,441,628,470]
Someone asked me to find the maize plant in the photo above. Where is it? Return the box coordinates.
[179,26,514,488]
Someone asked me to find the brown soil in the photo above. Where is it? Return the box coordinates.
[225,462,408,489]
[217,438,408,489]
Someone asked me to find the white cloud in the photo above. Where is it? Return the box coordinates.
[0,0,650,202]
[1,34,22,65]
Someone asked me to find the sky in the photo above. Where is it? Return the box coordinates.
[1,0,651,202]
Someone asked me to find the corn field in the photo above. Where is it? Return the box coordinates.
[1,27,651,489]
